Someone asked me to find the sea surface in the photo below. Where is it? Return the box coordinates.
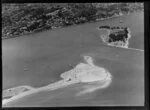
[2,12,144,106]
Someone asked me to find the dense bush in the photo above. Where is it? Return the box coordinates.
[2,3,143,39]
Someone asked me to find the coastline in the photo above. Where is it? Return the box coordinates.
[2,56,112,106]
[96,13,124,22]
[2,12,125,40]
[2,11,143,40]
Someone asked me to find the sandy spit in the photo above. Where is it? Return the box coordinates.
[3,56,112,106]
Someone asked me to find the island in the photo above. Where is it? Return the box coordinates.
[2,56,112,105]
[98,26,131,48]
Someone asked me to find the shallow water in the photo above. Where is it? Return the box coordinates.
[2,12,144,106]
[3,45,144,106]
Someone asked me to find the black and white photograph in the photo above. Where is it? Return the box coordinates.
[2,3,145,107]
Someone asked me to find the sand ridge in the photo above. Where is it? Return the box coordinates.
[2,56,112,106]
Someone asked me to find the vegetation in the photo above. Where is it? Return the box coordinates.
[99,26,131,48]
[2,3,143,39]
[108,28,129,43]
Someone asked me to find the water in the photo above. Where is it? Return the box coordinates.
[3,46,144,106]
[2,12,144,106]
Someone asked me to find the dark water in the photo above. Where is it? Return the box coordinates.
[2,12,144,106]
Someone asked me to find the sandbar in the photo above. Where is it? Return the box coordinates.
[2,56,112,106]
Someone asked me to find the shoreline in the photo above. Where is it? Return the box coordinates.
[2,11,143,41]
[2,56,112,106]
[2,12,130,40]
